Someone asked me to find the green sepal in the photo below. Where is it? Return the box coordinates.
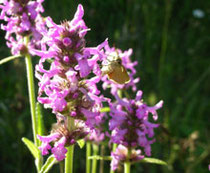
[22,137,39,159]
[77,139,85,149]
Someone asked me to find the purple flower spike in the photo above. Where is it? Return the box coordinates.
[109,90,163,156]
[0,0,45,55]
[35,5,107,127]
[37,119,90,161]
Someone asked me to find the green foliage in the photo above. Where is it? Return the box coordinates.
[139,158,167,166]
[40,155,57,173]
[22,137,39,159]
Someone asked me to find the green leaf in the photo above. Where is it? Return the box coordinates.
[77,139,85,148]
[88,155,112,161]
[100,107,110,113]
[36,102,44,137]
[40,155,57,173]
[0,54,22,65]
[140,157,167,166]
[22,137,39,159]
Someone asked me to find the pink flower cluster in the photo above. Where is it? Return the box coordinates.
[38,119,88,161]
[0,0,45,55]
[109,91,163,170]
[35,5,107,160]
[109,91,163,155]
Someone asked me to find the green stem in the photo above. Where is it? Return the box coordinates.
[65,145,74,173]
[124,162,131,173]
[59,161,64,173]
[92,144,99,173]
[25,53,38,145]
[124,148,131,173]
[86,142,91,173]
[65,117,75,173]
[0,54,22,65]
[99,145,105,173]
[25,53,43,171]
[24,36,43,172]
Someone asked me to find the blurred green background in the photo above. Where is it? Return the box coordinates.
[0,0,210,172]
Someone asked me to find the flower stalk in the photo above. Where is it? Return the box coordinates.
[124,148,131,173]
[92,144,99,173]
[124,161,131,173]
[24,36,38,146]
[99,145,105,173]
[65,145,75,173]
[65,117,75,173]
[86,142,91,173]
[24,36,42,171]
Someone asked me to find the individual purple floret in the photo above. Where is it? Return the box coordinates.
[109,90,163,156]
[85,128,105,144]
[111,144,144,171]
[0,0,45,55]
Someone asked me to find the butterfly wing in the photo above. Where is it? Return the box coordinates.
[108,65,130,84]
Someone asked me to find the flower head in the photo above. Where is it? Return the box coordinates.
[109,90,163,156]
[0,0,45,55]
[37,119,88,161]
[35,5,107,124]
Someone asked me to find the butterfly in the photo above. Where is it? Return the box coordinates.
[101,53,130,84]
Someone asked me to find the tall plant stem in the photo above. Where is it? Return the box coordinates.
[124,148,131,173]
[65,145,74,173]
[124,162,131,173]
[92,144,99,173]
[25,50,38,146]
[86,142,91,173]
[24,36,42,171]
[65,117,75,173]
[99,145,105,173]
